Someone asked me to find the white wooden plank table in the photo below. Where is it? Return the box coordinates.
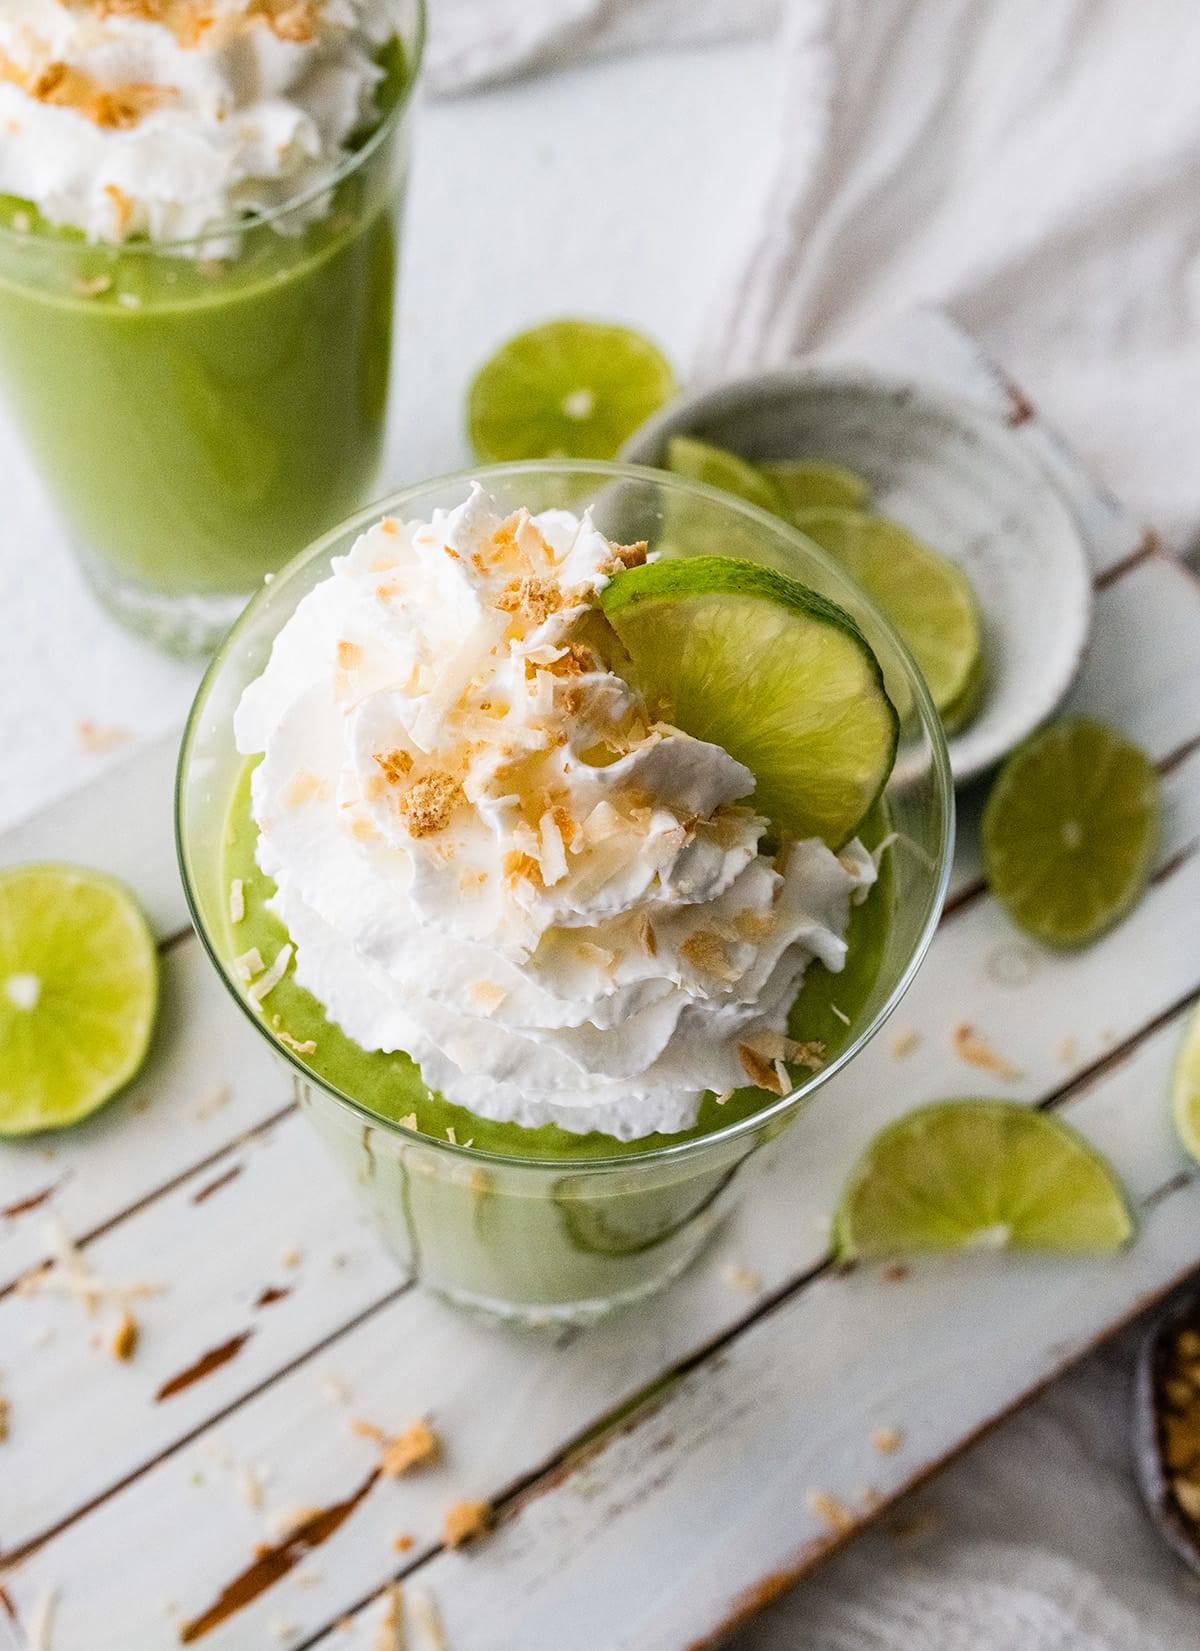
[2,315,1199,1650]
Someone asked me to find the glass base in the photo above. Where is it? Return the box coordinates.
[79,543,252,659]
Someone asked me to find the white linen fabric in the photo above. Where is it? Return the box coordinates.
[424,3,1200,1647]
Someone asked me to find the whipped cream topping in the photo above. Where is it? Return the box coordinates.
[235,488,877,1139]
[0,0,393,243]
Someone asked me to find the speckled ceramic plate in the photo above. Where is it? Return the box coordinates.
[621,367,1093,786]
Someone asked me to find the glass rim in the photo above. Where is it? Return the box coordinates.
[176,457,955,1176]
[0,0,425,258]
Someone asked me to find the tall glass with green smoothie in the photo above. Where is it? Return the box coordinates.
[0,0,423,655]
[178,463,953,1328]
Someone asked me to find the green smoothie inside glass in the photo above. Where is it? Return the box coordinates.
[178,464,953,1327]
[0,0,423,655]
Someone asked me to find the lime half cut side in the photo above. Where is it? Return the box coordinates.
[794,508,982,719]
[600,556,899,848]
[1170,1001,1200,1165]
[762,459,870,514]
[982,718,1159,948]
[0,862,158,1135]
[834,1100,1135,1260]
[467,319,675,463]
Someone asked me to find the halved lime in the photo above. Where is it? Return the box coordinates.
[467,319,675,462]
[762,459,870,514]
[0,863,158,1135]
[600,556,898,847]
[833,1100,1135,1259]
[794,508,981,719]
[1172,1001,1200,1164]
[982,718,1159,948]
[664,435,789,517]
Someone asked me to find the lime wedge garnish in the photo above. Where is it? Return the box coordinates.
[0,863,158,1135]
[833,1100,1135,1259]
[664,435,788,517]
[1171,1001,1200,1164]
[600,556,899,848]
[794,508,982,720]
[467,319,675,462]
[762,459,870,514]
[982,718,1159,948]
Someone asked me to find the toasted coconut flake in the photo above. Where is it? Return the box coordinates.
[784,1038,825,1072]
[393,1532,416,1553]
[248,944,293,1009]
[349,1416,387,1441]
[380,1419,442,1478]
[637,912,658,956]
[731,908,778,943]
[194,1083,231,1120]
[680,930,740,985]
[574,940,615,971]
[495,576,562,626]
[281,1248,302,1269]
[407,1588,450,1651]
[374,1581,405,1651]
[228,878,245,924]
[275,1027,317,1055]
[738,1044,786,1094]
[398,1112,418,1131]
[546,643,596,678]
[18,1221,163,1314]
[375,749,414,787]
[233,947,265,983]
[397,772,464,839]
[608,539,649,569]
[442,1498,492,1548]
[77,718,129,752]
[807,1489,856,1535]
[349,813,384,843]
[503,850,544,889]
[830,1004,851,1027]
[282,769,328,809]
[952,1022,1023,1080]
[337,640,363,671]
[470,980,508,1014]
[238,1466,265,1510]
[872,1427,904,1454]
[888,1028,921,1059]
[538,808,569,886]
[0,1392,10,1443]
[713,1089,733,1106]
[722,1263,762,1294]
[111,1309,139,1360]
[26,1589,57,1651]
[445,1127,457,1145]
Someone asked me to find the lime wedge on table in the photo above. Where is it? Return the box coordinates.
[600,557,898,848]
[982,718,1159,948]
[833,1100,1135,1260]
[795,508,982,722]
[0,863,158,1135]
[664,435,789,516]
[762,459,870,514]
[467,319,675,462]
[1171,1002,1200,1164]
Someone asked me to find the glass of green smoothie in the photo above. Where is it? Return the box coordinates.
[177,462,953,1328]
[0,0,424,656]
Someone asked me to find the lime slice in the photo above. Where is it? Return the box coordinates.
[833,1100,1135,1259]
[0,863,158,1135]
[1171,1001,1200,1164]
[793,509,981,719]
[761,459,870,514]
[600,556,899,847]
[663,435,788,517]
[556,1165,736,1257]
[467,319,675,463]
[982,718,1159,948]
[939,648,987,737]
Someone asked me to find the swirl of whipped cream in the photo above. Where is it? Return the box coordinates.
[0,0,393,243]
[235,487,877,1139]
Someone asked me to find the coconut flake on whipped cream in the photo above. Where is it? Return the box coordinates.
[234,486,877,1139]
[0,0,393,244]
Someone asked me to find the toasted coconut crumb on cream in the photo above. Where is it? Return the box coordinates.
[951,1022,1023,1080]
[228,878,245,924]
[337,641,363,671]
[738,1044,786,1095]
[248,944,293,1009]
[680,930,740,986]
[806,1489,856,1535]
[380,1419,442,1478]
[376,748,415,785]
[282,770,328,809]
[608,540,649,569]
[470,980,508,1013]
[442,1498,492,1549]
[397,773,464,839]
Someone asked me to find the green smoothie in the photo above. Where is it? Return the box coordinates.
[218,759,894,1321]
[0,35,415,646]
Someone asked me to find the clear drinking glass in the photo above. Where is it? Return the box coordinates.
[0,0,424,658]
[177,461,954,1328]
